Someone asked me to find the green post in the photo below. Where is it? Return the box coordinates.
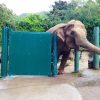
[93,27,99,69]
[1,27,8,77]
[52,33,57,77]
[74,49,80,72]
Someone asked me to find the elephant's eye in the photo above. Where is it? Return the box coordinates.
[71,31,75,35]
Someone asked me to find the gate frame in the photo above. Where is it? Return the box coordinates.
[1,27,57,77]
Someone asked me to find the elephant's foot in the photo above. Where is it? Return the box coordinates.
[58,67,65,75]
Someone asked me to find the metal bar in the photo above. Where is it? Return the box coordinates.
[52,33,57,77]
[74,49,80,72]
[1,26,8,77]
[93,27,100,69]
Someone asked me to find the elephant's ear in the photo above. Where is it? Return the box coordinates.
[58,24,74,41]
[63,24,74,33]
[47,23,67,42]
[46,23,67,33]
[56,28,65,42]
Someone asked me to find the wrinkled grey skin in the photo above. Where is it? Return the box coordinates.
[47,20,100,74]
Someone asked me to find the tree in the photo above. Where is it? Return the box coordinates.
[0,3,14,45]
[47,0,80,28]
[15,14,48,32]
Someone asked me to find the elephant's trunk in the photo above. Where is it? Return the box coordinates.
[80,39,100,55]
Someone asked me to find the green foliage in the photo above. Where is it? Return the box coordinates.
[48,0,79,25]
[15,14,44,31]
[14,14,49,32]
[0,4,14,26]
[0,3,14,45]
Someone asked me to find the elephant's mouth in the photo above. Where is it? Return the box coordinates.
[66,38,78,49]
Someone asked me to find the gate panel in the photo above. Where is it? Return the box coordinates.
[8,32,52,76]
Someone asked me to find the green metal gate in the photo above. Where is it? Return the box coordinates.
[1,27,57,77]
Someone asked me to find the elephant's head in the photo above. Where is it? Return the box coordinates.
[47,20,100,54]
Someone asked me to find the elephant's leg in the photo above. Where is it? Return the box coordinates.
[58,51,70,75]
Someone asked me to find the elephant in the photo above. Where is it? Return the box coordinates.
[47,20,100,74]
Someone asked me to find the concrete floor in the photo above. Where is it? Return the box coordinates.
[0,75,82,100]
[0,52,100,100]
[78,86,100,100]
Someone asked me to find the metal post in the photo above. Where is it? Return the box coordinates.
[93,27,99,69]
[1,26,8,77]
[74,49,80,72]
[52,33,57,77]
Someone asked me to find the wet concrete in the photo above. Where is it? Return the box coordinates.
[78,86,100,100]
[0,75,82,100]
